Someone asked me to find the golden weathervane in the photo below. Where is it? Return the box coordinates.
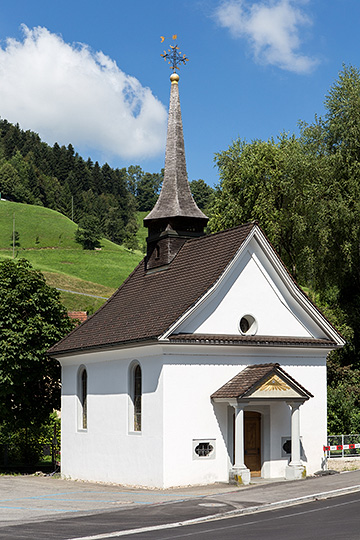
[160,35,189,71]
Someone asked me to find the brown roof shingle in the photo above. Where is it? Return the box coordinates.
[48,222,256,356]
[169,334,337,348]
[211,363,313,400]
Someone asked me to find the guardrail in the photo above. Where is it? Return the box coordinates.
[324,434,360,458]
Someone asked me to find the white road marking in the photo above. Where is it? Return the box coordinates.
[66,491,360,540]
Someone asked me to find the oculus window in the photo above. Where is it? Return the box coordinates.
[239,314,258,336]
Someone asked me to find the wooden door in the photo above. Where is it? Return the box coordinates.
[244,411,261,476]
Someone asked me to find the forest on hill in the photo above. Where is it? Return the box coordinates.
[0,120,164,249]
[0,119,215,251]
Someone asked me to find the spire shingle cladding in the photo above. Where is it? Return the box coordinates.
[144,73,208,270]
[144,73,208,223]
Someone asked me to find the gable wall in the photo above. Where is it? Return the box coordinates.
[176,237,328,340]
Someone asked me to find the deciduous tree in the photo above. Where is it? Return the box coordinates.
[0,259,73,430]
[75,215,102,250]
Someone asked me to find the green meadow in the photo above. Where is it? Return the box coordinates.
[0,200,144,313]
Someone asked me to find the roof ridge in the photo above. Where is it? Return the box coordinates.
[184,220,257,245]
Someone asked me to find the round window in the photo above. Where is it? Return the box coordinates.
[239,314,258,336]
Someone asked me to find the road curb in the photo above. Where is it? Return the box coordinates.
[68,484,360,540]
[202,483,360,522]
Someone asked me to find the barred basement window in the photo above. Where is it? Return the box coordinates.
[195,442,214,457]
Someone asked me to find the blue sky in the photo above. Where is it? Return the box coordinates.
[0,1,359,187]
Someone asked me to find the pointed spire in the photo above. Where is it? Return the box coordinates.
[144,72,208,270]
[144,73,207,223]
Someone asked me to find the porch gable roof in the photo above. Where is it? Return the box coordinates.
[211,363,313,401]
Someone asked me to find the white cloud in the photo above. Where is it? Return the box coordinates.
[0,26,167,160]
[214,0,318,74]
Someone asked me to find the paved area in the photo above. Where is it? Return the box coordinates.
[1,470,360,535]
[0,476,236,527]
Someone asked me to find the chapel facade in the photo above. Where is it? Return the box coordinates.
[48,69,344,487]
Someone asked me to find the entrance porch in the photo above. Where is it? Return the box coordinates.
[211,363,313,484]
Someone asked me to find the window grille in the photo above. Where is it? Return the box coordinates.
[192,439,216,460]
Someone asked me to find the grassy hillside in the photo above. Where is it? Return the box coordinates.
[137,211,148,251]
[0,200,144,313]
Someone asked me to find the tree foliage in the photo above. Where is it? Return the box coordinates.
[209,65,360,433]
[190,179,214,211]
[75,215,102,250]
[210,134,320,278]
[128,166,163,211]
[0,259,74,431]
[0,121,168,248]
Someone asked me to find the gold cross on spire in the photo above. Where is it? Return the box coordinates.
[160,35,189,71]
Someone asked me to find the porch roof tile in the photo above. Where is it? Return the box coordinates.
[211,363,313,400]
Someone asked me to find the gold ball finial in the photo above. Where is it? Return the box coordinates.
[170,73,179,84]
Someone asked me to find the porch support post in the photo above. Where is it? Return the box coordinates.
[231,401,250,485]
[285,401,306,480]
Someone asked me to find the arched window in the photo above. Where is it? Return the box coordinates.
[133,364,142,431]
[78,367,87,430]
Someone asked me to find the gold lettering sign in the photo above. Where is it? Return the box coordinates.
[258,374,291,392]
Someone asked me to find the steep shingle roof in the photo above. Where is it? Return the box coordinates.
[48,222,256,356]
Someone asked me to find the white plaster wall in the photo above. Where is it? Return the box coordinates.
[60,348,165,488]
[281,360,328,476]
[177,239,327,340]
[161,347,327,487]
[162,360,237,487]
[60,344,327,488]
[258,358,327,478]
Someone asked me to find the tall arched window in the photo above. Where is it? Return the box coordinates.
[133,364,142,431]
[78,367,87,430]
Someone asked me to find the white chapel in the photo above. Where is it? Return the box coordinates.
[48,68,344,488]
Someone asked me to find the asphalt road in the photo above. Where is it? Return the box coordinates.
[150,492,360,540]
[0,497,235,540]
[1,491,360,540]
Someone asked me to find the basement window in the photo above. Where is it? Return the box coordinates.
[193,439,216,460]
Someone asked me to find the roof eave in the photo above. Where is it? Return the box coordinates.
[47,336,160,359]
[166,334,339,349]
